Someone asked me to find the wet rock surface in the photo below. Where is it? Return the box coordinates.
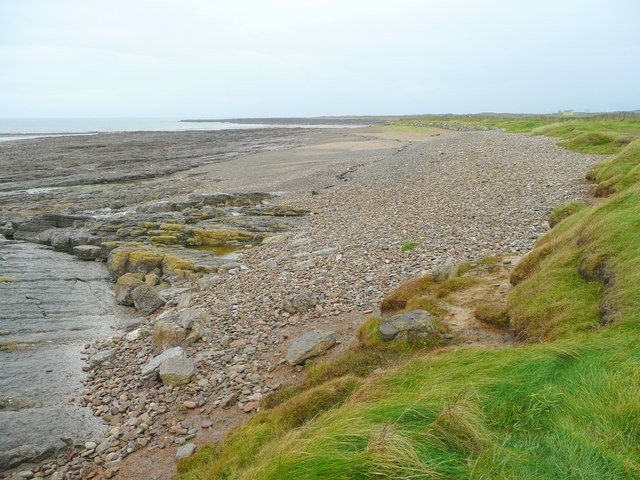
[0,240,142,472]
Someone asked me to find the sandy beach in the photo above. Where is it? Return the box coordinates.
[0,125,604,479]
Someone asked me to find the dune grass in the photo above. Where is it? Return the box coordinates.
[178,115,640,480]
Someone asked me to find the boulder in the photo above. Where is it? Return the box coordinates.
[88,349,115,367]
[178,307,209,345]
[49,229,97,253]
[379,310,435,342]
[175,442,198,459]
[145,273,161,286]
[432,257,458,282]
[141,346,184,380]
[282,291,318,314]
[114,273,145,306]
[152,308,208,352]
[262,234,288,245]
[152,316,186,353]
[73,245,102,261]
[285,330,336,365]
[131,284,166,315]
[106,248,164,279]
[159,355,196,386]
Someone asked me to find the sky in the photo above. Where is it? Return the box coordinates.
[1,0,639,118]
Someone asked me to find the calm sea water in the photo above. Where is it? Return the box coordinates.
[0,117,363,141]
[0,118,269,141]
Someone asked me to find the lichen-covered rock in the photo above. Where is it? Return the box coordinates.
[131,284,166,315]
[285,330,336,365]
[379,310,435,342]
[114,273,145,306]
[106,247,164,279]
[106,249,131,279]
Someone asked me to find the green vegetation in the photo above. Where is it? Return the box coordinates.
[379,273,477,317]
[401,241,419,252]
[179,114,640,479]
[473,303,509,328]
[548,201,588,227]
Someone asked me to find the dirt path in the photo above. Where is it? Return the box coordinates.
[443,256,520,347]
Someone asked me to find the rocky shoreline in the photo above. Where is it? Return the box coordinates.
[0,126,604,479]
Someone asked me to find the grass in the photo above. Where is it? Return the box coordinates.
[379,273,478,316]
[473,303,509,328]
[178,114,640,480]
[401,241,419,252]
[548,201,588,227]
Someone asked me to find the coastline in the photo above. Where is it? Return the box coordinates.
[0,126,602,478]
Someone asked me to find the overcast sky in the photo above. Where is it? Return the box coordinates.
[1,0,638,118]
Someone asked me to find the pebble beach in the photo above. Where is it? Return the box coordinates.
[0,125,604,479]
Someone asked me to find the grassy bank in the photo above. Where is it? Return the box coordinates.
[178,115,640,479]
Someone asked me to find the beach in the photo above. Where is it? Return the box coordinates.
[0,125,602,479]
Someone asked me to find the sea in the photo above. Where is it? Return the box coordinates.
[0,117,365,142]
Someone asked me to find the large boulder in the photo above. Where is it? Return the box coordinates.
[152,316,186,353]
[131,284,166,315]
[152,308,208,353]
[379,310,435,342]
[282,291,318,314]
[178,308,209,345]
[141,346,184,380]
[285,330,336,365]
[114,273,145,306]
[49,228,99,253]
[159,355,196,386]
[106,248,164,279]
[73,245,102,261]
